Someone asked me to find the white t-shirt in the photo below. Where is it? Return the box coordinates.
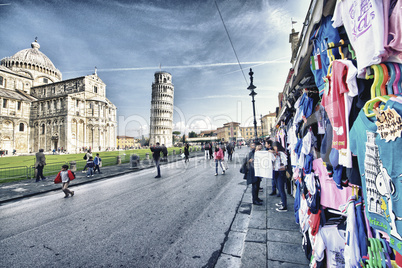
[254,151,274,178]
[338,59,358,168]
[60,170,69,183]
[315,225,347,267]
[273,151,287,171]
[340,197,361,268]
[332,0,386,77]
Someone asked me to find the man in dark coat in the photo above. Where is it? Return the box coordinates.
[245,142,262,205]
[151,142,162,178]
[35,149,46,182]
[161,144,168,162]
[226,142,234,161]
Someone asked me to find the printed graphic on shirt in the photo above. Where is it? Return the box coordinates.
[348,0,375,41]
[364,131,402,244]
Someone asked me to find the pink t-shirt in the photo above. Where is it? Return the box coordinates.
[313,158,352,210]
[321,60,349,150]
[384,0,402,62]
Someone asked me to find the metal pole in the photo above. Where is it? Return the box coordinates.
[260,114,264,137]
[247,68,258,140]
[252,95,257,139]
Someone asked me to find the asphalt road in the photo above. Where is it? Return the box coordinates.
[0,152,247,268]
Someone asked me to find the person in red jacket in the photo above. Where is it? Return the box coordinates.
[54,164,75,198]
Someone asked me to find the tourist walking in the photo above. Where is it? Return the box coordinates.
[94,153,102,174]
[82,149,92,172]
[208,143,213,159]
[151,142,162,178]
[35,148,46,182]
[273,141,288,212]
[84,156,95,177]
[204,143,210,159]
[54,164,75,198]
[184,143,190,163]
[213,145,225,176]
[226,142,234,161]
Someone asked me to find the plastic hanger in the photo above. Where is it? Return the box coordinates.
[393,63,401,94]
[348,44,356,60]
[338,39,345,60]
[327,42,335,64]
[374,65,383,97]
[394,63,402,94]
[380,64,389,96]
[363,96,389,118]
[385,63,396,95]
[381,239,392,268]
[366,65,380,99]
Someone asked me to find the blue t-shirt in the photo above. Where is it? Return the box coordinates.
[310,15,341,91]
[299,93,314,119]
[350,100,402,254]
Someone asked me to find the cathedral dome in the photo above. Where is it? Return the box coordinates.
[1,39,62,80]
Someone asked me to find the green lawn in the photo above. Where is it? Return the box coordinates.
[0,146,198,183]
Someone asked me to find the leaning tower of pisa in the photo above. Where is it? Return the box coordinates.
[149,71,174,147]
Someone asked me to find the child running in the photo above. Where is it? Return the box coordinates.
[54,164,75,198]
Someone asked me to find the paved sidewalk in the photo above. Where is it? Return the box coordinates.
[216,177,309,268]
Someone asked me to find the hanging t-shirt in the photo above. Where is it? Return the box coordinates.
[254,151,274,178]
[338,59,359,168]
[315,225,347,267]
[349,100,402,254]
[321,60,351,150]
[310,15,341,90]
[384,0,402,63]
[340,197,361,267]
[355,197,368,258]
[332,0,386,77]
[313,158,353,210]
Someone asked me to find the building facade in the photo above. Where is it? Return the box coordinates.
[149,71,174,147]
[0,40,117,154]
[261,112,276,137]
[216,122,241,142]
[239,126,262,141]
[116,135,138,149]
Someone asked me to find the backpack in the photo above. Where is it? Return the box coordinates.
[83,154,87,160]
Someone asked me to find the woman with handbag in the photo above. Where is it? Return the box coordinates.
[273,142,288,212]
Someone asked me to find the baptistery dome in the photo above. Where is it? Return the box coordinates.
[1,39,62,82]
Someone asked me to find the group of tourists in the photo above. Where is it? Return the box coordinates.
[241,139,289,211]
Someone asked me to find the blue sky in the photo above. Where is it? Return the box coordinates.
[0,0,310,137]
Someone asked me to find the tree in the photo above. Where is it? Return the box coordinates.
[188,131,197,138]
[182,134,186,143]
[172,131,181,144]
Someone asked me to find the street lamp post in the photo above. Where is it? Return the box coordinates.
[247,68,258,140]
[260,114,264,138]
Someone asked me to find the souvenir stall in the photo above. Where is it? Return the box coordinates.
[275,0,402,267]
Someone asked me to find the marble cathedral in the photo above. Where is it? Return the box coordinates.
[0,39,117,154]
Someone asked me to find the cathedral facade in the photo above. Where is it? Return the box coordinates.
[149,71,174,147]
[0,40,117,154]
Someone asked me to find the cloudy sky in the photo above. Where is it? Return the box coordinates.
[0,0,310,137]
